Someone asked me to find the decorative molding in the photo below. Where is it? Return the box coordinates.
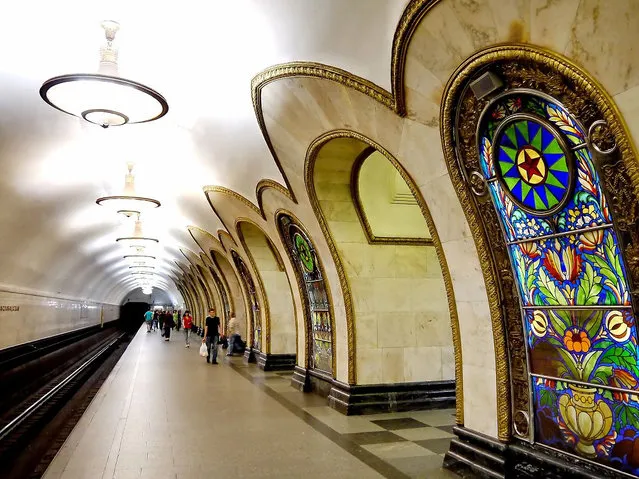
[390,0,443,116]
[441,44,639,443]
[256,179,294,216]
[350,145,434,246]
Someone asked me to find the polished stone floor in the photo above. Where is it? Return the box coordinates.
[44,326,459,479]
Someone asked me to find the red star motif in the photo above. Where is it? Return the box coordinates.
[519,149,543,180]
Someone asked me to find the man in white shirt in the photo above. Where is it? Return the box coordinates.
[226,312,240,357]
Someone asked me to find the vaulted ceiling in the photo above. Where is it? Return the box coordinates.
[0,0,409,303]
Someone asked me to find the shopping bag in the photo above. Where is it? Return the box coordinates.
[199,343,208,357]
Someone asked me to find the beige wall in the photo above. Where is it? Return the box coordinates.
[0,287,119,349]
[315,138,452,385]
[358,151,430,240]
[240,222,296,355]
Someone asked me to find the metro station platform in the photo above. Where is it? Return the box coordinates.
[43,326,458,479]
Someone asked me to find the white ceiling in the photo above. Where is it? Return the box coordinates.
[0,0,408,304]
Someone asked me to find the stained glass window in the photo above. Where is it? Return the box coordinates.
[477,90,639,475]
[278,214,333,374]
[231,250,261,351]
[210,268,230,325]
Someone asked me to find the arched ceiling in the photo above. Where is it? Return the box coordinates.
[0,0,409,303]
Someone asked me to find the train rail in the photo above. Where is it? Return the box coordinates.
[0,326,132,478]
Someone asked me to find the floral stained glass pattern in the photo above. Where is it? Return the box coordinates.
[278,214,333,374]
[477,90,639,476]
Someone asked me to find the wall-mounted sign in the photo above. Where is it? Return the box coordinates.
[0,306,20,311]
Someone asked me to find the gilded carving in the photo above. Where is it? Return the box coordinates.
[441,44,639,443]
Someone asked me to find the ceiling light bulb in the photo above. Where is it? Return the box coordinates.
[40,21,168,127]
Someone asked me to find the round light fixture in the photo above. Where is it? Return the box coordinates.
[40,21,168,128]
[116,216,159,249]
[97,163,160,216]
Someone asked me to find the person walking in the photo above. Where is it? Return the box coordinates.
[174,310,181,331]
[152,310,159,331]
[226,312,240,356]
[163,311,175,341]
[203,308,220,364]
[144,308,153,333]
[182,310,193,347]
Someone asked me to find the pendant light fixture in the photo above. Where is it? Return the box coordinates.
[97,163,160,216]
[40,21,168,128]
[116,214,158,249]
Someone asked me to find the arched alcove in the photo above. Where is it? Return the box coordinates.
[307,134,455,412]
[237,220,297,368]
[231,249,263,361]
[277,211,336,391]
[211,251,247,342]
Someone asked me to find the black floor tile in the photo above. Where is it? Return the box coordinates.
[371,418,427,430]
[342,431,407,445]
[415,438,453,455]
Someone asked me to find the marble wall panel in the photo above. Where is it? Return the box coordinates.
[357,347,383,384]
[0,290,119,350]
[566,0,639,96]
[382,348,405,383]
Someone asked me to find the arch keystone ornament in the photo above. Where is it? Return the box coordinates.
[442,45,639,478]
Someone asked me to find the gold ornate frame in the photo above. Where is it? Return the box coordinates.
[440,44,639,442]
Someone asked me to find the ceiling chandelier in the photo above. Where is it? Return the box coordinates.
[97,163,160,216]
[116,215,158,249]
[40,21,168,128]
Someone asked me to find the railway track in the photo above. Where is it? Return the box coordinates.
[0,326,133,478]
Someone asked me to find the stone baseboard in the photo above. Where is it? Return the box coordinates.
[255,352,296,371]
[290,366,311,392]
[444,426,626,479]
[444,426,506,478]
[243,348,257,363]
[328,379,456,415]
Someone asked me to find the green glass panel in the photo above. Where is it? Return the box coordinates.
[501,145,518,162]
[516,121,529,142]
[543,138,562,154]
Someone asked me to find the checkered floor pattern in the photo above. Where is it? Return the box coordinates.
[249,369,460,479]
